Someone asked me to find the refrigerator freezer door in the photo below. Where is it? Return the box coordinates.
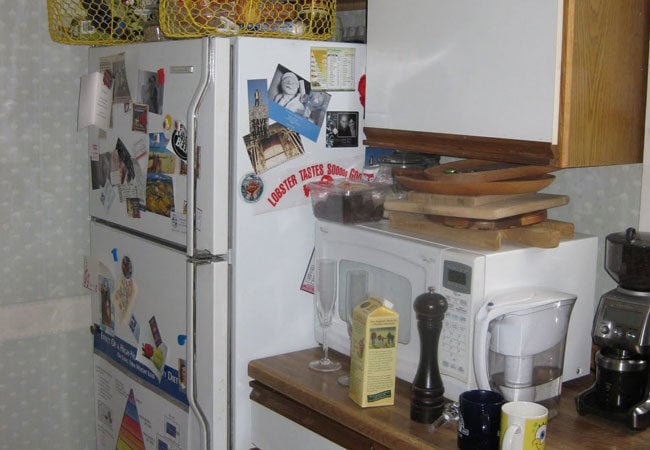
[89,221,229,449]
[87,38,230,255]
[230,37,367,214]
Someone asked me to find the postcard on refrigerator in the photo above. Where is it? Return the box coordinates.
[100,53,131,103]
[78,70,114,132]
[268,65,328,142]
[310,47,356,91]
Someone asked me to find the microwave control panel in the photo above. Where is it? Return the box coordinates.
[437,249,486,395]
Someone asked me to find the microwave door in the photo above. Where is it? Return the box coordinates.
[314,221,447,382]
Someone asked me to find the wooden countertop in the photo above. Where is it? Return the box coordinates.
[248,347,650,449]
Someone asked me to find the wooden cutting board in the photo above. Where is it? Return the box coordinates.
[429,210,547,230]
[384,193,569,220]
[389,211,575,250]
[406,191,535,207]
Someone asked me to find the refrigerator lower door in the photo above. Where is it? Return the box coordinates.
[93,353,189,450]
[194,251,229,449]
[89,221,229,449]
[90,221,189,406]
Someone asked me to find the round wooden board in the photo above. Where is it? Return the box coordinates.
[423,159,556,183]
[395,174,556,195]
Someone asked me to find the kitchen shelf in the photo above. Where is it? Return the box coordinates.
[248,347,650,449]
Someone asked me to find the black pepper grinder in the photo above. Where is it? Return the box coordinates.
[411,287,448,423]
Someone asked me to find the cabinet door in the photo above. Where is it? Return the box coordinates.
[365,0,648,167]
[365,0,561,143]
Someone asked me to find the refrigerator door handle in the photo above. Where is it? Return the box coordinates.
[188,250,227,265]
[185,36,213,450]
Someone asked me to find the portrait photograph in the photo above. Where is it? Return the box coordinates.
[326,111,359,148]
[267,65,324,142]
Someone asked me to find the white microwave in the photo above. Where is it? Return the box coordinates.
[314,220,598,402]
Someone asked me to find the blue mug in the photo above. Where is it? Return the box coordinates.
[457,389,505,450]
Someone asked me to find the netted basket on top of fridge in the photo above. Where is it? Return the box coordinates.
[159,0,336,40]
[47,0,158,45]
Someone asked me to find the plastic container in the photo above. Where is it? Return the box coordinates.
[375,153,430,198]
[376,153,427,181]
[308,179,388,224]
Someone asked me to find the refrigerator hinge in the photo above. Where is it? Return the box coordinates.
[188,250,225,265]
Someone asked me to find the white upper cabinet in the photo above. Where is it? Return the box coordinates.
[364,0,649,168]
[366,1,560,142]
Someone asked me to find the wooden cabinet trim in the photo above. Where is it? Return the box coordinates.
[337,0,367,12]
[558,0,649,167]
[364,127,557,166]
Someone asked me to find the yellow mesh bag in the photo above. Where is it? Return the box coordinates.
[159,0,335,40]
[47,0,152,45]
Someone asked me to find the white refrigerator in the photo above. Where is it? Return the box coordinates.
[83,36,366,450]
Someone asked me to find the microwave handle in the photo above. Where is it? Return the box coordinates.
[473,302,494,390]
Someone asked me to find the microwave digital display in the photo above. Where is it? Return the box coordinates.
[443,260,472,294]
[448,269,467,286]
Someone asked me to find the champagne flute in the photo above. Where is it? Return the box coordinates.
[337,269,369,386]
[309,258,342,372]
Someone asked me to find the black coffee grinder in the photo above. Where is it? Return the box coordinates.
[577,228,650,430]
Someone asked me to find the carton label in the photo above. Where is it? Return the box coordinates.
[367,390,393,402]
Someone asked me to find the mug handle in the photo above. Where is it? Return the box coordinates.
[501,424,521,450]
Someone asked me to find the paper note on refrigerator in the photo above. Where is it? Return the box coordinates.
[78,70,114,132]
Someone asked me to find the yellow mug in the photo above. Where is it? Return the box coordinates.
[500,401,548,450]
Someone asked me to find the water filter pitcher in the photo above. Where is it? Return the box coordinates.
[474,288,576,415]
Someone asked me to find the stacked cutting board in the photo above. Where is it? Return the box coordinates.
[385,159,573,250]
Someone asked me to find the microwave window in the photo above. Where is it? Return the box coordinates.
[338,259,413,344]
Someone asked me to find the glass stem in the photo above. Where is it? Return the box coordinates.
[322,324,330,363]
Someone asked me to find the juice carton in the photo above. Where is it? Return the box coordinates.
[349,297,399,407]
